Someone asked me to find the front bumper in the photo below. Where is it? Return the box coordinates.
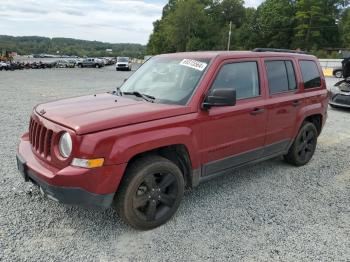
[116,64,129,69]
[329,92,350,108]
[17,154,113,208]
[17,136,127,209]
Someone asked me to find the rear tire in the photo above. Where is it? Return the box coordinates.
[115,156,184,230]
[284,122,318,166]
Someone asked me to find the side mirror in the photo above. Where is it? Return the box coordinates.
[202,88,236,109]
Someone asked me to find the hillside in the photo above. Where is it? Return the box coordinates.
[0,35,146,58]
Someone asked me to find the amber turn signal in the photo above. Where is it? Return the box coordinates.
[71,158,104,168]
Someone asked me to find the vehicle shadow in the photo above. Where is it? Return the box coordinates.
[55,156,292,233]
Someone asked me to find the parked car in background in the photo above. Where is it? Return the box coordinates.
[102,57,116,66]
[0,61,8,70]
[116,57,131,71]
[329,57,350,108]
[77,58,104,68]
[56,59,76,68]
[17,49,328,230]
[3,62,26,71]
[333,67,343,78]
[1,61,57,71]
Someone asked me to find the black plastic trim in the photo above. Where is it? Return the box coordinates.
[201,140,291,179]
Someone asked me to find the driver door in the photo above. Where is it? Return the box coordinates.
[199,59,267,177]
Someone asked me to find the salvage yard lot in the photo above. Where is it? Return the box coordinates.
[1,67,349,261]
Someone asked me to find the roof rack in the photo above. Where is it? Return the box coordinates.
[252,48,309,54]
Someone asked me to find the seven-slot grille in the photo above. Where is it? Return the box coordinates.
[29,117,53,158]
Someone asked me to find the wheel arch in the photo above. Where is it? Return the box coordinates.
[122,144,194,189]
[303,114,322,135]
[295,111,323,137]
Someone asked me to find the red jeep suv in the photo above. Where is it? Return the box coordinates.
[17,49,328,229]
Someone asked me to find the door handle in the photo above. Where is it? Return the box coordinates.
[292,100,301,107]
[250,107,265,115]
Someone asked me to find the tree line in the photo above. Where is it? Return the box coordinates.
[147,0,350,58]
[0,35,146,58]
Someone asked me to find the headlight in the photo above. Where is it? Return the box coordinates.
[330,86,340,95]
[58,132,72,158]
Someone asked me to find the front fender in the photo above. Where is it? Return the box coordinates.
[106,126,200,168]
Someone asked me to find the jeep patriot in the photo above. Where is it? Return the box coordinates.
[17,49,328,229]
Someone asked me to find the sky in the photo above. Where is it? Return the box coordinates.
[0,0,263,45]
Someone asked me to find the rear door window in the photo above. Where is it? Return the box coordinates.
[299,60,321,89]
[265,60,297,94]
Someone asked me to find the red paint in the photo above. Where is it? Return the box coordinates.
[18,51,328,195]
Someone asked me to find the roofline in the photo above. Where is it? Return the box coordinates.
[155,50,317,60]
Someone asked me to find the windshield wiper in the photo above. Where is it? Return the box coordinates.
[116,87,123,96]
[122,91,155,102]
[109,87,123,96]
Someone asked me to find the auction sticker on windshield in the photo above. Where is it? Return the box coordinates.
[180,59,207,71]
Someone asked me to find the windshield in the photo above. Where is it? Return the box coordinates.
[120,57,210,105]
[117,57,129,62]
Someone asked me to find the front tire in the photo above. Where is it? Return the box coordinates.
[334,71,342,78]
[284,122,318,166]
[115,156,184,230]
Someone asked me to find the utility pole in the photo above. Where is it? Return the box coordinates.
[227,21,232,51]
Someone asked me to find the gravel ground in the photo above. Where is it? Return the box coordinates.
[1,67,349,262]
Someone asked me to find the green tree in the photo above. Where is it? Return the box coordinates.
[0,35,146,58]
[293,0,345,50]
[236,7,259,49]
[147,0,350,55]
[254,0,295,48]
[340,8,350,48]
[165,0,214,51]
[209,0,245,27]
[208,0,246,50]
[148,0,215,53]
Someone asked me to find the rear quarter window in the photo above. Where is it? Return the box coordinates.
[299,60,321,89]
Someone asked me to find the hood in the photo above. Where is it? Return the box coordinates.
[35,93,191,135]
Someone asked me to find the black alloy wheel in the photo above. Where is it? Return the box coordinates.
[133,172,179,222]
[296,128,316,162]
[115,156,184,230]
[284,122,318,166]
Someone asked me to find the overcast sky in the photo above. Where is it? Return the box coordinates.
[0,0,263,44]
